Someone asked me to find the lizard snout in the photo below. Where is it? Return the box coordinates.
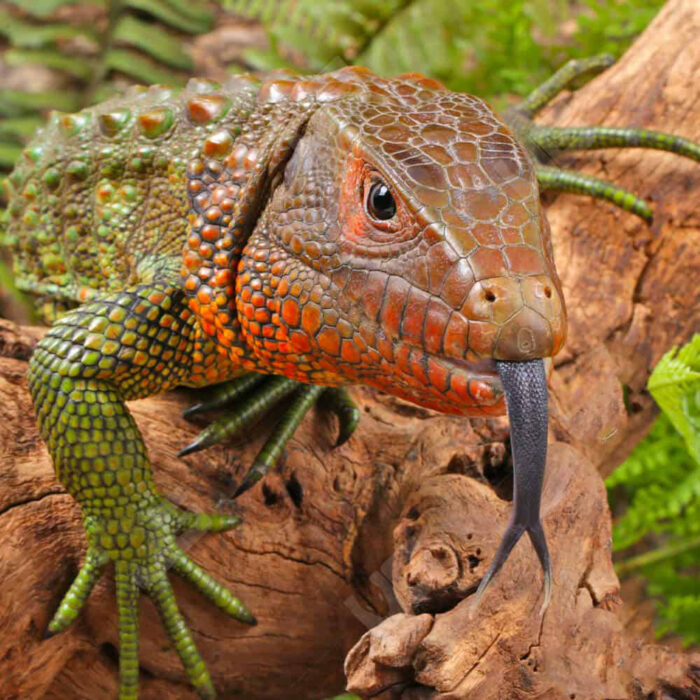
[461,275,566,361]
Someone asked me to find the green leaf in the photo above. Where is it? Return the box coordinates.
[608,336,700,646]
[241,46,296,72]
[607,414,698,550]
[123,0,214,34]
[7,0,103,17]
[113,15,194,70]
[103,48,185,85]
[224,0,283,25]
[156,0,214,24]
[0,90,81,117]
[656,594,700,646]
[648,335,700,464]
[88,82,124,106]
[5,48,95,80]
[0,116,45,140]
[0,11,93,48]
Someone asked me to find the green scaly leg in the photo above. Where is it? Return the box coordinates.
[182,377,361,497]
[536,166,652,222]
[115,560,140,698]
[179,376,299,456]
[527,126,700,162]
[45,540,108,635]
[502,54,700,221]
[29,283,254,699]
[183,373,265,419]
[514,54,615,118]
[233,384,325,498]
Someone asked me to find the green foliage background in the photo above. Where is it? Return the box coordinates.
[0,0,667,172]
[1,0,697,647]
[0,0,215,170]
[226,0,663,107]
[607,336,700,646]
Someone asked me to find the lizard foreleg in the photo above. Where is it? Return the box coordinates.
[28,283,254,699]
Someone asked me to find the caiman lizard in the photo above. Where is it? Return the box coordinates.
[4,56,699,698]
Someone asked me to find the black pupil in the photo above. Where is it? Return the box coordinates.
[367,181,396,220]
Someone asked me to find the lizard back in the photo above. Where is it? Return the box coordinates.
[5,76,260,319]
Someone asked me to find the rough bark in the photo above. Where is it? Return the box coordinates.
[0,0,699,698]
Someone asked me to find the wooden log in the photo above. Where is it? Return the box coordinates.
[0,0,698,698]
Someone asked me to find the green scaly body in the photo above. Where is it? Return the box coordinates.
[7,79,254,319]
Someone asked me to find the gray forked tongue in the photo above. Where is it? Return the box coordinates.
[471,358,551,614]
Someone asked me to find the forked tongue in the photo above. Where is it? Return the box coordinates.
[472,358,551,614]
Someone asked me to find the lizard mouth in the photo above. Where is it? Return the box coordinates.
[439,355,551,380]
[436,354,504,409]
[383,343,505,415]
[441,355,500,377]
[380,337,552,415]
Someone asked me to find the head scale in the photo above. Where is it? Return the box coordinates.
[231,69,566,416]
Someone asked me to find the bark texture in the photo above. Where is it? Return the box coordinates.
[0,1,699,698]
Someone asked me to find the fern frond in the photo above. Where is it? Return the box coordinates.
[112,14,194,71]
[0,116,45,140]
[0,90,81,116]
[4,48,94,80]
[229,0,416,73]
[6,0,99,18]
[227,0,666,106]
[228,0,278,25]
[608,335,700,646]
[103,47,186,85]
[0,10,92,47]
[648,334,700,463]
[0,0,220,177]
[607,415,699,550]
[123,0,214,35]
[240,45,295,72]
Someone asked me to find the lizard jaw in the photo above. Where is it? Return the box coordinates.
[375,342,506,416]
[377,342,550,417]
[441,355,499,377]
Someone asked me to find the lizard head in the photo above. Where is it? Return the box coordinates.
[238,70,566,416]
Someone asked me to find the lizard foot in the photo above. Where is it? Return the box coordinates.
[181,375,360,497]
[47,500,254,699]
[229,384,360,498]
[503,54,700,221]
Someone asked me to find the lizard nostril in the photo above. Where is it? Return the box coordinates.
[484,290,496,302]
[544,286,552,298]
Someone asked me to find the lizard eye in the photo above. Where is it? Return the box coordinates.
[365,179,397,221]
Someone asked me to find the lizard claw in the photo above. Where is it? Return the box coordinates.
[182,379,361,500]
[321,387,360,447]
[178,435,207,457]
[182,374,265,419]
[233,464,266,499]
[180,376,298,456]
[233,384,324,499]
